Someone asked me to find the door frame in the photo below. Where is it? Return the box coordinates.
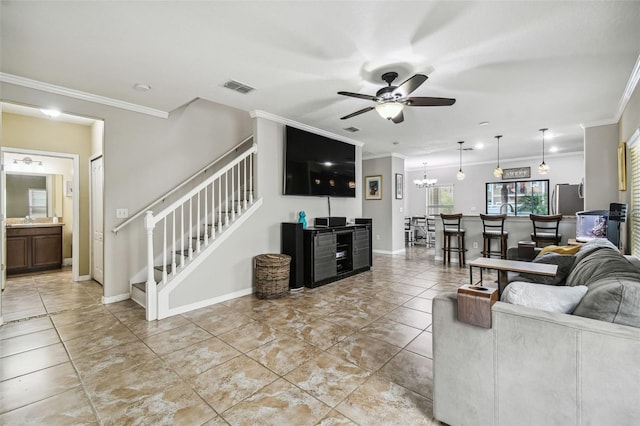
[1,147,80,281]
[89,153,104,285]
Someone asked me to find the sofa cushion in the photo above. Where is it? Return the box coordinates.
[517,253,575,285]
[501,281,587,313]
[565,247,640,287]
[572,277,640,327]
[537,244,581,256]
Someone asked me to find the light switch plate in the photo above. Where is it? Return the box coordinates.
[116,208,129,219]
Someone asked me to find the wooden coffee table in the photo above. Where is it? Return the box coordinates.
[468,257,558,295]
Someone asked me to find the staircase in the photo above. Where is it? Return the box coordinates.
[126,138,261,320]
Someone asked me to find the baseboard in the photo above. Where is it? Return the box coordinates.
[160,287,253,319]
[77,275,92,282]
[101,293,130,304]
[373,248,406,255]
[0,316,3,326]
[63,258,72,266]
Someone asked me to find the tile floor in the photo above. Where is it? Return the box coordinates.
[0,246,472,425]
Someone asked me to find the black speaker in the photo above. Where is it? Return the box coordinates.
[281,222,304,290]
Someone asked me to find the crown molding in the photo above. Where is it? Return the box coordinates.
[250,110,364,147]
[0,73,169,118]
[616,53,640,122]
[362,152,407,161]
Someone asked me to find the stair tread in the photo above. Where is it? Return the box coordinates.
[132,282,146,291]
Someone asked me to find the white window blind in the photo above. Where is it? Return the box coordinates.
[630,142,640,257]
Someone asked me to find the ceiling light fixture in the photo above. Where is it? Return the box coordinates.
[414,162,438,188]
[375,102,404,120]
[538,128,550,174]
[479,121,489,126]
[40,108,61,118]
[457,141,466,181]
[13,156,43,166]
[133,83,151,92]
[493,135,503,178]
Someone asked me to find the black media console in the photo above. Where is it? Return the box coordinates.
[281,219,372,289]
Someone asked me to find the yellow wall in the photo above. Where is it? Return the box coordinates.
[2,112,92,275]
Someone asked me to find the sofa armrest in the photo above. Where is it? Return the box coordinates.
[433,293,640,426]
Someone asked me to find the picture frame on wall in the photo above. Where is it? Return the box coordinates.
[365,175,382,200]
[618,142,627,191]
[395,173,403,199]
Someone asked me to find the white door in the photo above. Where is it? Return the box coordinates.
[1,150,5,300]
[91,157,104,285]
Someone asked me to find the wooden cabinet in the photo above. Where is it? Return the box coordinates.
[300,223,372,288]
[6,225,63,275]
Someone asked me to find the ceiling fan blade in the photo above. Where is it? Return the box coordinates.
[337,91,378,101]
[391,111,405,124]
[340,106,375,120]
[405,97,456,106]
[393,74,428,98]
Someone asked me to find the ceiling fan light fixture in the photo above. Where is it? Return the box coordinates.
[375,102,404,120]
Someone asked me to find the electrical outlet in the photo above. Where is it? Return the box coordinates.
[472,241,479,249]
[116,208,129,219]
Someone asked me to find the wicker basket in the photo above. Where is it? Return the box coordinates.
[255,253,291,299]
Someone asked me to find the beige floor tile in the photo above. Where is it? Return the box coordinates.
[335,375,433,425]
[326,333,402,373]
[284,318,356,350]
[221,378,331,425]
[55,315,123,341]
[101,382,216,426]
[72,340,160,379]
[0,328,61,358]
[406,331,433,359]
[218,321,285,353]
[124,313,192,339]
[193,354,279,413]
[0,386,98,425]
[317,410,359,425]
[83,359,183,419]
[285,352,371,407]
[0,362,81,414]
[141,323,212,356]
[0,342,69,381]
[359,317,422,348]
[402,297,433,313]
[246,335,322,376]
[62,322,138,360]
[0,317,53,341]
[190,309,256,336]
[50,305,114,327]
[377,350,433,399]
[385,306,433,330]
[162,336,241,380]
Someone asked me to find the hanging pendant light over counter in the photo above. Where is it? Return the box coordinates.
[457,141,466,181]
[538,128,550,174]
[493,135,503,178]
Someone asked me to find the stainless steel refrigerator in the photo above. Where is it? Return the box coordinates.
[552,183,584,215]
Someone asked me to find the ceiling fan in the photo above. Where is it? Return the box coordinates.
[338,72,456,124]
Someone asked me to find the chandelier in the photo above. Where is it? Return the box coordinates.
[414,162,437,188]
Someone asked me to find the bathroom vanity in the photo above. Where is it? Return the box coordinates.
[6,223,64,275]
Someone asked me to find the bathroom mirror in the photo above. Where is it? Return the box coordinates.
[6,173,64,218]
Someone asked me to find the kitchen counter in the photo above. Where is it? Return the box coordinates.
[6,222,65,228]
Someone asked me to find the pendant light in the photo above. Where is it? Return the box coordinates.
[493,135,503,177]
[456,141,465,181]
[538,128,550,174]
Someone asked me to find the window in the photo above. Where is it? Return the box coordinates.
[486,180,549,216]
[427,185,454,216]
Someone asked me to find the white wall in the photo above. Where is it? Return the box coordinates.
[584,124,619,210]
[405,152,585,216]
[170,117,363,307]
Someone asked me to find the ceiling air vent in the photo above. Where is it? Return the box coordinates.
[343,126,360,133]
[223,80,255,94]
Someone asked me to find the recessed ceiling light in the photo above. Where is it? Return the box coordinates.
[393,141,399,145]
[550,146,559,153]
[479,121,489,126]
[133,83,151,92]
[475,142,484,149]
[40,109,61,118]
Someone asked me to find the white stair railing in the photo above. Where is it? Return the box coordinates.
[142,142,257,320]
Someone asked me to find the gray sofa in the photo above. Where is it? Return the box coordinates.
[433,239,640,425]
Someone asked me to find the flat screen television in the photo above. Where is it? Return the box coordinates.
[284,126,356,197]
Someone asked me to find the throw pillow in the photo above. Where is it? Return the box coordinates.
[537,244,581,256]
[501,281,588,314]
[519,253,575,285]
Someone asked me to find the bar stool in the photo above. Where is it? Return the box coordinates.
[480,214,508,259]
[440,213,466,266]
[530,214,563,247]
[426,216,436,248]
[404,217,414,246]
